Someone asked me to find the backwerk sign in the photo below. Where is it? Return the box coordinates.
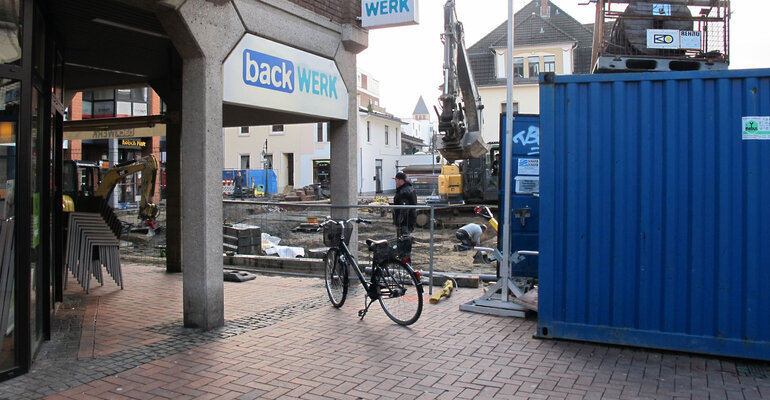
[361,0,419,29]
[223,34,348,120]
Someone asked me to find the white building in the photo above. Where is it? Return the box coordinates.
[222,123,330,193]
[357,107,405,195]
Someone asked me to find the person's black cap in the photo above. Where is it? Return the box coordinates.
[394,172,407,180]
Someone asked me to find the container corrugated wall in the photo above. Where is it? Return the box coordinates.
[538,69,770,361]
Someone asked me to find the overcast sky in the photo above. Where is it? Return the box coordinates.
[357,0,770,119]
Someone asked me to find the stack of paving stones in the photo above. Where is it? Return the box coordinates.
[223,223,261,255]
[284,188,314,201]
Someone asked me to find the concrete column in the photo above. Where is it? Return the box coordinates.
[329,24,367,219]
[158,0,243,330]
[180,56,225,329]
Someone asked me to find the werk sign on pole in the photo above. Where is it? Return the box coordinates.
[223,34,348,120]
[361,0,419,29]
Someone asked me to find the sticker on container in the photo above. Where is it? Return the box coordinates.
[742,116,770,140]
[517,158,540,175]
[515,176,539,195]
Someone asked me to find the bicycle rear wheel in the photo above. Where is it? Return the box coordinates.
[324,248,348,307]
[375,261,423,325]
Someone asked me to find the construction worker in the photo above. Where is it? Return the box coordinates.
[455,223,487,251]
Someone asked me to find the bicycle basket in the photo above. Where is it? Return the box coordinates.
[371,241,394,264]
[323,221,353,247]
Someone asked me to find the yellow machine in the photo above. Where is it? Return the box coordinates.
[62,155,160,229]
[437,164,462,202]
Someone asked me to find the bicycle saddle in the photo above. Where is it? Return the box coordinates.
[366,238,388,251]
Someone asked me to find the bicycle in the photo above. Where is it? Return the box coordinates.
[320,218,424,326]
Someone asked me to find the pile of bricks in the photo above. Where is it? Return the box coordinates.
[223,224,261,255]
[284,188,316,202]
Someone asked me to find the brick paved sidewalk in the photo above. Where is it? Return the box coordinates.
[0,263,768,399]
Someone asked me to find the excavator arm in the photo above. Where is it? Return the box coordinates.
[95,155,159,228]
[437,0,489,162]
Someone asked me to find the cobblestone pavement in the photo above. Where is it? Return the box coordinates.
[0,263,768,399]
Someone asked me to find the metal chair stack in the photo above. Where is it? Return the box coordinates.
[64,212,122,293]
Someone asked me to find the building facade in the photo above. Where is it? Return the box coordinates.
[468,0,593,143]
[222,123,331,192]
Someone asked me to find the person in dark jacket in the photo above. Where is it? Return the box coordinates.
[392,172,417,235]
[233,171,244,200]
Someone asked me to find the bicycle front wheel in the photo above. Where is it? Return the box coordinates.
[324,248,348,307]
[375,261,423,325]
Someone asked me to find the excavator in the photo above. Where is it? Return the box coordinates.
[433,0,493,205]
[436,0,488,163]
[62,154,160,231]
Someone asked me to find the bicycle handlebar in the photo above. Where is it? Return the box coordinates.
[317,217,371,231]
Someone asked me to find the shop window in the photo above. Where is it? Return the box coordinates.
[93,89,114,101]
[528,56,540,78]
[116,101,132,118]
[92,101,114,118]
[544,55,555,73]
[0,78,18,374]
[513,57,524,78]
[116,89,132,101]
[133,102,147,116]
[131,88,148,102]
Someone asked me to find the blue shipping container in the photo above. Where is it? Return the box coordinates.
[498,114,541,278]
[223,169,277,194]
[538,69,770,361]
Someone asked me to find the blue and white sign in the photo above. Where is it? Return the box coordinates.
[361,0,419,29]
[223,34,348,120]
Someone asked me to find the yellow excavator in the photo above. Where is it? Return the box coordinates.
[62,154,160,230]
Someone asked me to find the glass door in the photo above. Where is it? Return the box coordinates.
[0,78,19,375]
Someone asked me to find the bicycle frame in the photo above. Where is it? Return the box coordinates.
[336,235,380,298]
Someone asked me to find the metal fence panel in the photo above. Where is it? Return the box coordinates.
[538,69,770,361]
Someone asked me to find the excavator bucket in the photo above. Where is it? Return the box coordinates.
[437,128,488,162]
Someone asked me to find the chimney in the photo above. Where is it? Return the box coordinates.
[540,0,550,18]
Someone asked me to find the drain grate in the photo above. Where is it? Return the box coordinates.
[736,363,770,379]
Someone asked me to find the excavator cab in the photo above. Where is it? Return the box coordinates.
[62,160,102,211]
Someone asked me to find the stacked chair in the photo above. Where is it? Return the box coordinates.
[64,212,122,293]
